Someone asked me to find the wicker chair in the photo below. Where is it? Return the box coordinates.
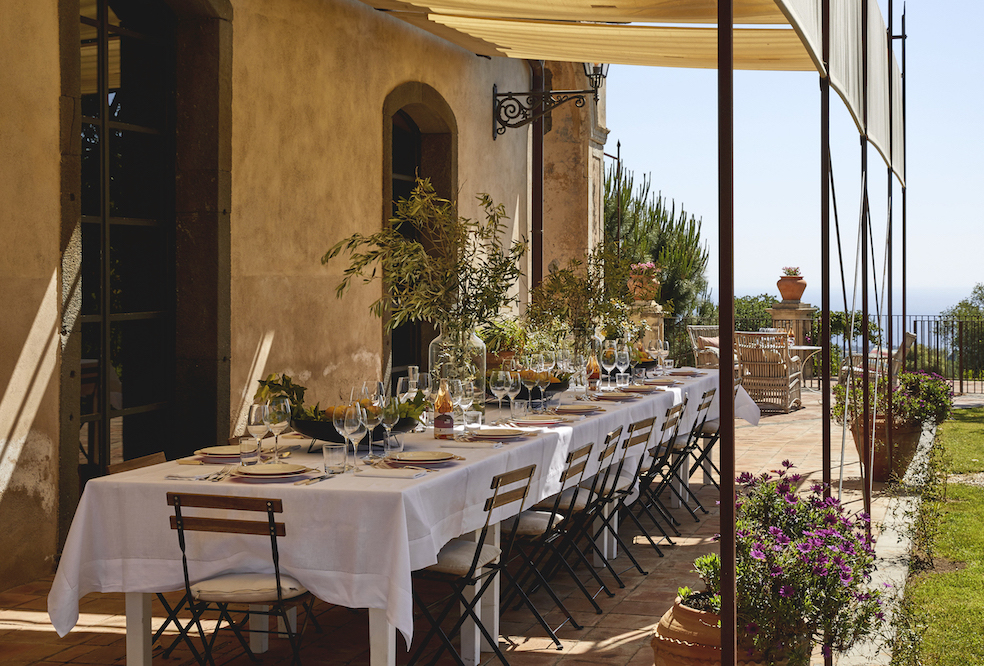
[686,325,720,368]
[734,331,802,413]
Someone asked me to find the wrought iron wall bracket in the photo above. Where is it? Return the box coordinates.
[492,84,598,140]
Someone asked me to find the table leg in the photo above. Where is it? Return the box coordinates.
[249,605,269,653]
[593,503,618,566]
[368,608,396,666]
[124,592,152,666]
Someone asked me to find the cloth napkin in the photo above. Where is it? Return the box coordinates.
[441,441,503,449]
[358,468,427,479]
[164,470,214,481]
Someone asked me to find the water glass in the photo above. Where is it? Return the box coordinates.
[239,437,259,466]
[510,399,529,420]
[665,359,675,370]
[384,432,404,455]
[463,410,482,430]
[322,441,348,474]
[633,367,646,384]
[616,372,630,389]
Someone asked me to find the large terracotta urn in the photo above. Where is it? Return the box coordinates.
[627,274,660,301]
[850,416,923,482]
[652,598,807,666]
[776,275,807,301]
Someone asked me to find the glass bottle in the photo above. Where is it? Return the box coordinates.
[433,377,454,439]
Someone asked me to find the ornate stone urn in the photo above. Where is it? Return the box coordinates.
[777,275,807,302]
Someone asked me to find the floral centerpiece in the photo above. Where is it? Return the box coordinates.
[627,261,662,301]
[833,371,953,481]
[654,462,884,666]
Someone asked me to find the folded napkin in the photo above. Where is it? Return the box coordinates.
[442,440,503,449]
[358,467,427,479]
[165,470,214,481]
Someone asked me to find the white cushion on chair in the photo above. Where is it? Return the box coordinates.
[191,572,307,603]
[503,510,563,536]
[534,486,588,513]
[700,419,720,436]
[426,538,501,576]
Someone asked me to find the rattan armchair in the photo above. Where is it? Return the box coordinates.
[686,325,720,368]
[734,331,802,413]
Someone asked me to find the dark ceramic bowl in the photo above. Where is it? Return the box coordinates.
[291,416,419,443]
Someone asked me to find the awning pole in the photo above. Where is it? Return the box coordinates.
[717,1,736,664]
[821,0,833,656]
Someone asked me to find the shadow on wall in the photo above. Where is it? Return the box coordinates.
[231,330,276,438]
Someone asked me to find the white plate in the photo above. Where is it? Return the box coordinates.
[235,463,309,477]
[512,416,570,426]
[556,405,604,414]
[470,428,526,439]
[594,392,640,400]
[195,445,242,457]
[645,378,680,386]
[390,451,456,463]
[621,385,659,393]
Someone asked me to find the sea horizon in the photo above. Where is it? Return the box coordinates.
[730,285,975,319]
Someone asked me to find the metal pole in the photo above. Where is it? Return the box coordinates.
[901,7,908,348]
[886,0,895,479]
[616,140,622,255]
[530,61,545,288]
[861,0,872,518]
[718,1,736,663]
[821,2,833,661]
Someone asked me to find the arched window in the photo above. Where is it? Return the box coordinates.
[382,84,457,386]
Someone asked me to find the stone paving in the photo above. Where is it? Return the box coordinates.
[2,387,964,666]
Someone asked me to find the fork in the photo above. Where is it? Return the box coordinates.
[209,465,234,482]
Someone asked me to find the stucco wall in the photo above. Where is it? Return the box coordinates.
[228,0,531,430]
[0,2,63,588]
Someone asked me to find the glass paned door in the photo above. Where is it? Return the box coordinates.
[78,0,176,485]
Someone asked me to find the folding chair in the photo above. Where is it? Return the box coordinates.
[166,493,319,666]
[499,442,599,639]
[634,401,688,530]
[689,386,740,492]
[409,464,537,666]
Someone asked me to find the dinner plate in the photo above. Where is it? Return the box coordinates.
[470,428,526,439]
[512,415,571,426]
[645,378,680,386]
[670,370,704,377]
[234,463,310,478]
[621,385,659,393]
[195,445,242,457]
[594,391,640,401]
[390,451,456,463]
[556,405,604,415]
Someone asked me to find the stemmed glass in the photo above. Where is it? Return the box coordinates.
[380,393,401,454]
[417,373,433,426]
[246,404,269,462]
[489,370,510,413]
[615,349,630,383]
[600,345,617,391]
[506,371,522,412]
[343,403,367,469]
[262,397,290,464]
[361,381,384,460]
[520,365,538,409]
[458,380,475,413]
[657,340,670,373]
[536,369,552,411]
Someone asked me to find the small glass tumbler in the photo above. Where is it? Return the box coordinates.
[616,373,630,389]
[633,367,646,384]
[510,399,529,421]
[239,437,259,466]
[463,410,482,430]
[665,359,675,370]
[322,441,348,474]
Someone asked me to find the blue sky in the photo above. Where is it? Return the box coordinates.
[604,1,983,316]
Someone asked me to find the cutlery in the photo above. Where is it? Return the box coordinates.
[298,473,337,485]
[209,465,234,482]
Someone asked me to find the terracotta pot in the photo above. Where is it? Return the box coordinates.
[850,416,923,482]
[652,598,808,666]
[777,275,807,301]
[485,350,515,370]
[628,274,660,301]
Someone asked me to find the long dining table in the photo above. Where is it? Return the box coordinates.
[47,369,757,666]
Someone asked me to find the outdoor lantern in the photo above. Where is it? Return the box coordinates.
[492,62,610,139]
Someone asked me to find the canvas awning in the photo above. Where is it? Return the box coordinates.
[364,0,904,184]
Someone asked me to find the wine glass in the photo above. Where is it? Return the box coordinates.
[263,397,291,464]
[541,350,556,374]
[448,379,464,410]
[506,371,522,411]
[658,340,671,372]
[458,380,475,413]
[536,370,552,411]
[343,403,367,468]
[246,404,269,462]
[600,345,617,391]
[396,376,412,403]
[489,370,510,413]
[520,366,538,408]
[380,393,401,454]
[616,349,630,378]
[361,381,384,460]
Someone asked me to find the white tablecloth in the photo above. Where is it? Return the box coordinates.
[48,370,753,645]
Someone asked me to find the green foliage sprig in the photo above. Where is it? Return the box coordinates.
[322,178,527,334]
[832,371,953,428]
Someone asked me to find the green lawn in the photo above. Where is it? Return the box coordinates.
[903,408,984,665]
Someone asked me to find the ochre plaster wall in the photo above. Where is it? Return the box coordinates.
[541,61,608,273]
[228,0,531,430]
[0,3,63,588]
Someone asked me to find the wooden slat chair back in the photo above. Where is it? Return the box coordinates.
[410,464,537,666]
[734,331,802,412]
[166,492,317,666]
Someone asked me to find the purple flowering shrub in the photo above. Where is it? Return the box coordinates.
[681,462,884,665]
[833,371,953,428]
